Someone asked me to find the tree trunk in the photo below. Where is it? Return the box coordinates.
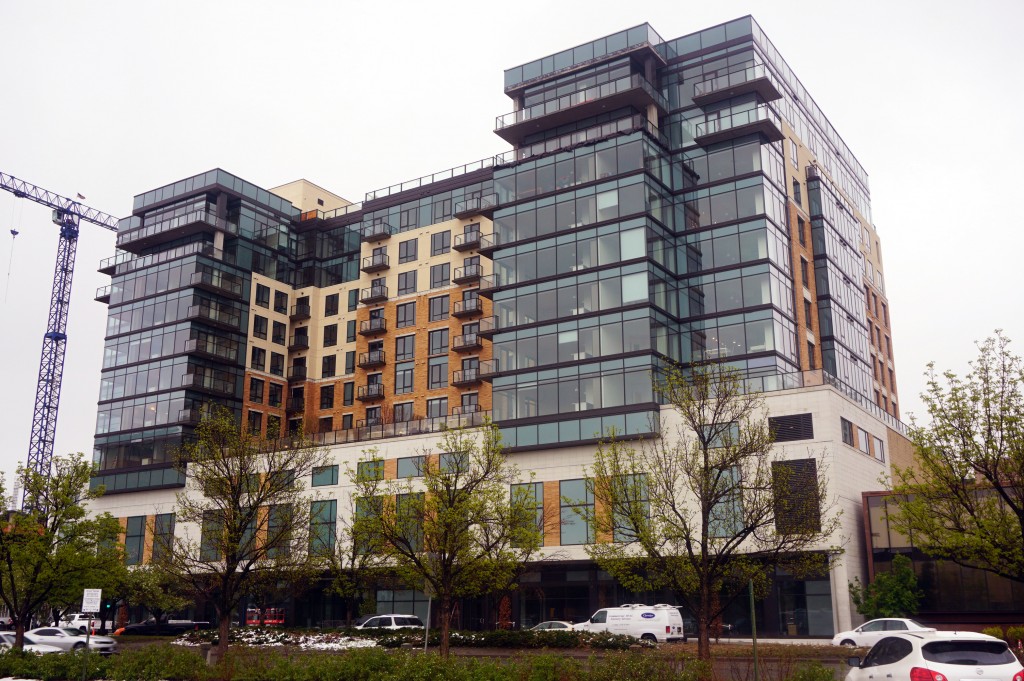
[439,593,451,658]
[697,580,712,660]
[13,620,25,651]
[212,613,230,664]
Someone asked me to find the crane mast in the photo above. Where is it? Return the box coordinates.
[0,172,118,510]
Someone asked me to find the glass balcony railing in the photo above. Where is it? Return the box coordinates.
[94,285,111,302]
[360,286,388,304]
[359,318,387,335]
[693,63,782,103]
[357,350,386,368]
[181,373,235,396]
[454,194,498,219]
[186,305,240,330]
[694,104,783,144]
[360,220,393,242]
[453,230,483,251]
[478,359,499,379]
[452,333,481,351]
[496,74,668,132]
[116,209,236,249]
[361,253,390,272]
[287,334,310,351]
[453,264,482,284]
[185,337,240,362]
[290,303,311,320]
[452,369,481,386]
[357,384,385,401]
[287,365,307,382]
[452,298,483,317]
[189,270,242,298]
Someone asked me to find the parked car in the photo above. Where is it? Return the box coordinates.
[574,604,686,643]
[845,631,1023,681]
[115,617,211,636]
[355,614,424,630]
[530,621,575,632]
[0,615,13,630]
[832,617,935,647]
[59,614,96,633]
[25,627,117,654]
[0,632,62,654]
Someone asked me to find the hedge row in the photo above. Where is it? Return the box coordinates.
[0,645,837,681]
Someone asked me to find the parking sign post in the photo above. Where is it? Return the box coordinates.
[80,589,101,681]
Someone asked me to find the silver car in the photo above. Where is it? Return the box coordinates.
[24,627,117,654]
[0,632,62,654]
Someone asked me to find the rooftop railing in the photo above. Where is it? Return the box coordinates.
[365,156,498,202]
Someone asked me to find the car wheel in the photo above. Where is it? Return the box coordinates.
[73,642,86,650]
[641,633,658,642]
[841,639,856,647]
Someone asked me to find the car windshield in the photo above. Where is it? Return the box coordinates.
[906,620,926,629]
[59,628,83,636]
[922,641,1016,665]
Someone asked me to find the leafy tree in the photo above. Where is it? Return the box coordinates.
[582,363,841,660]
[351,423,543,657]
[154,407,329,660]
[849,554,922,618]
[891,331,1024,583]
[121,565,190,633]
[326,489,389,625]
[0,453,122,649]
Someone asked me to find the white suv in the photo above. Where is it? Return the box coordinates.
[60,614,96,632]
[355,614,424,630]
[845,631,1024,681]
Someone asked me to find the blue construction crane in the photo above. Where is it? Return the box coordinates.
[0,172,118,510]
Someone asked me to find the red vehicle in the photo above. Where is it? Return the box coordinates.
[245,608,285,627]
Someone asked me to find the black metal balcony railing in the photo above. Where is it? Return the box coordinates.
[287,365,307,382]
[358,350,386,368]
[287,397,305,412]
[692,62,783,106]
[290,303,311,321]
[452,298,482,317]
[361,221,393,242]
[694,104,784,146]
[359,318,387,335]
[453,264,482,284]
[452,369,480,386]
[478,359,499,379]
[478,315,498,336]
[288,334,310,351]
[361,253,390,272]
[453,229,483,251]
[360,285,388,304]
[357,384,385,401]
[452,333,481,351]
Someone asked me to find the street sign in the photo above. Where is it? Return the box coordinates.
[81,589,102,613]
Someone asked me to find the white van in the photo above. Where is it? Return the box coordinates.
[575,604,686,643]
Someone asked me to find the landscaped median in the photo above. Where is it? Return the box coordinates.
[0,628,863,680]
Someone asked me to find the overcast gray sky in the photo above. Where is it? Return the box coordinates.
[1,0,1021,485]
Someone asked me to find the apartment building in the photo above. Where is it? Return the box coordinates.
[89,16,906,636]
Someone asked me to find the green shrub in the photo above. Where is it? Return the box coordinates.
[982,626,1006,641]
[787,661,837,681]
[106,643,208,681]
[1006,626,1024,646]
[678,659,714,681]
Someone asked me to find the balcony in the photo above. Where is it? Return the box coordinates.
[288,334,310,351]
[477,315,499,337]
[361,220,393,243]
[358,350,386,368]
[453,229,483,251]
[184,337,239,363]
[454,194,497,220]
[186,304,241,331]
[478,233,502,256]
[287,397,305,412]
[453,264,482,285]
[452,333,482,352]
[360,285,388,305]
[98,251,132,275]
[290,303,311,321]
[190,270,242,299]
[694,104,784,147]
[176,408,203,425]
[452,298,483,318]
[357,384,385,401]
[361,253,390,273]
[287,365,307,383]
[359,318,387,336]
[451,404,483,417]
[95,285,111,303]
[478,359,499,380]
[451,368,481,386]
[692,63,783,106]
[181,372,236,397]
[478,275,500,298]
[116,209,236,254]
[495,74,669,146]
